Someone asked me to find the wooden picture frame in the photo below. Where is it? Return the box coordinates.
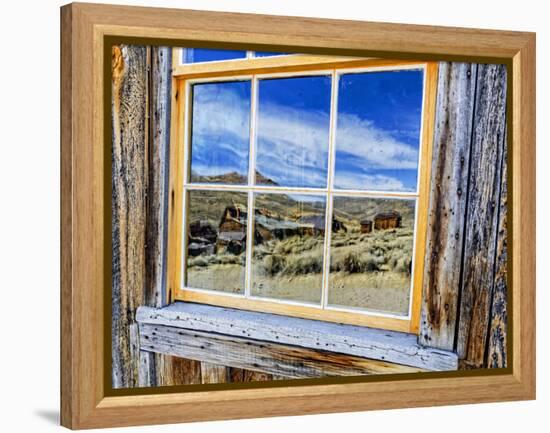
[61,2,535,429]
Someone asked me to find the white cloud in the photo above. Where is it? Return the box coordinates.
[335,113,419,170]
[190,83,420,189]
[333,171,407,191]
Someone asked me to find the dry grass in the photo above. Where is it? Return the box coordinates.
[185,193,415,316]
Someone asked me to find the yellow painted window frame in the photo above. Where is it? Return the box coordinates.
[166,49,438,334]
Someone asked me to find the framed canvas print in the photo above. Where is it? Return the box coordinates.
[60,2,536,429]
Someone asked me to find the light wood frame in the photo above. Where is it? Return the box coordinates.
[167,52,438,333]
[61,2,535,429]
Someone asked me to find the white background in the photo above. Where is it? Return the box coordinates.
[0,0,546,431]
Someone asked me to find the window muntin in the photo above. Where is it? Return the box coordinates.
[170,55,435,333]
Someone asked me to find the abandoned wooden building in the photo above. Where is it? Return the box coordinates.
[217,205,248,254]
[189,219,217,242]
[296,215,347,236]
[360,219,373,233]
[374,211,402,230]
[112,45,508,388]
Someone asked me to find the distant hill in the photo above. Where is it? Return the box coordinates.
[187,170,413,230]
[332,196,415,228]
[187,170,324,227]
[191,171,248,184]
[190,170,278,186]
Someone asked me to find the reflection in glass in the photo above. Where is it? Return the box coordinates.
[255,76,331,188]
[254,51,289,57]
[186,190,248,294]
[190,81,251,184]
[184,48,247,63]
[328,197,416,315]
[334,70,424,192]
[251,193,327,303]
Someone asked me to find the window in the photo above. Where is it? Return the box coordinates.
[168,49,437,333]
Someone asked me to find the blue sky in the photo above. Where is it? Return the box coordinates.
[334,70,423,191]
[189,68,423,191]
[190,80,251,182]
[256,76,332,188]
[184,49,288,63]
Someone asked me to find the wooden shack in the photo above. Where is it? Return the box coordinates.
[295,215,347,236]
[360,219,373,233]
[374,211,402,230]
[217,205,247,254]
[188,219,217,242]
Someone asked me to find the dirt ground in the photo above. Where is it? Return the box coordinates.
[188,263,410,315]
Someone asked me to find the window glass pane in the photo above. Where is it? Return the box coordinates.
[251,193,326,303]
[186,190,248,294]
[190,81,251,184]
[328,196,416,316]
[334,70,424,192]
[254,51,289,57]
[184,48,247,63]
[255,76,332,188]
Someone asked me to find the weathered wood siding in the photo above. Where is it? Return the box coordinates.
[137,302,457,370]
[487,133,508,368]
[419,62,508,369]
[112,51,508,388]
[111,45,148,388]
[111,45,274,388]
[139,322,424,377]
[456,64,507,368]
[418,63,477,351]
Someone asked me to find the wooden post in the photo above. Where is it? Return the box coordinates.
[111,44,148,388]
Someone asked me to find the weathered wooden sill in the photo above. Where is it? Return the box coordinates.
[136,302,458,377]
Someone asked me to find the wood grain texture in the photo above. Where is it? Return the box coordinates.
[70,3,533,59]
[145,46,171,309]
[487,133,508,368]
[139,322,424,377]
[418,63,477,350]
[456,64,508,367]
[511,34,535,398]
[200,363,229,384]
[141,45,205,389]
[61,3,535,428]
[409,62,438,333]
[137,303,458,370]
[159,355,202,386]
[111,44,148,388]
[60,5,74,426]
